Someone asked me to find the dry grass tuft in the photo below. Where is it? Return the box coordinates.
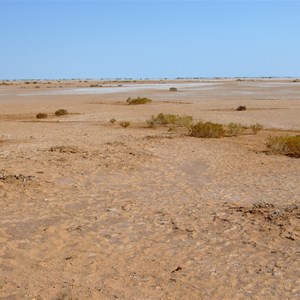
[147,113,193,128]
[250,123,263,134]
[226,123,246,136]
[266,135,300,158]
[126,97,152,105]
[119,121,130,128]
[190,122,225,138]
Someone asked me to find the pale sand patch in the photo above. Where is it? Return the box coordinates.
[0,79,299,299]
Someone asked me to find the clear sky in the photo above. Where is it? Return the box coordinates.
[1,0,299,80]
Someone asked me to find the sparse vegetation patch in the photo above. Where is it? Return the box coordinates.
[169,87,178,92]
[147,113,193,128]
[236,105,247,111]
[119,121,130,128]
[55,109,68,116]
[126,97,152,105]
[266,135,300,158]
[226,123,246,136]
[250,123,263,134]
[36,113,48,119]
[190,122,225,138]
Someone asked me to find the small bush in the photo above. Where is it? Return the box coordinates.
[126,97,152,105]
[169,87,177,92]
[226,123,246,136]
[190,122,225,138]
[236,105,247,111]
[109,118,117,124]
[36,113,48,119]
[266,135,300,158]
[250,123,263,134]
[119,121,130,128]
[147,113,193,128]
[55,109,68,116]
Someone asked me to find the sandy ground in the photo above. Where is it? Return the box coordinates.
[0,79,299,299]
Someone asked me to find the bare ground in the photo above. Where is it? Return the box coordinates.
[0,79,299,299]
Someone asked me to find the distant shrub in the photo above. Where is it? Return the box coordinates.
[250,123,263,134]
[33,81,38,84]
[36,113,48,119]
[266,135,300,158]
[55,109,68,116]
[190,122,225,138]
[126,97,152,105]
[169,87,177,92]
[226,123,246,136]
[147,113,193,128]
[109,118,117,124]
[292,79,299,83]
[236,105,247,111]
[119,121,130,128]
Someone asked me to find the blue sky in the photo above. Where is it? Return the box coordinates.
[1,1,299,79]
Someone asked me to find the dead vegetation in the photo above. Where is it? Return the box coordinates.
[49,146,82,154]
[225,202,299,241]
[0,170,35,183]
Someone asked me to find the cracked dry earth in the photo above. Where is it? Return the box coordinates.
[0,125,299,300]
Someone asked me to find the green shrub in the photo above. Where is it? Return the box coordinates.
[36,113,48,119]
[236,105,247,111]
[266,135,300,158]
[126,97,152,105]
[119,121,130,128]
[147,113,193,128]
[190,122,225,138]
[55,109,68,116]
[169,87,177,92]
[226,123,246,136]
[250,123,263,134]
